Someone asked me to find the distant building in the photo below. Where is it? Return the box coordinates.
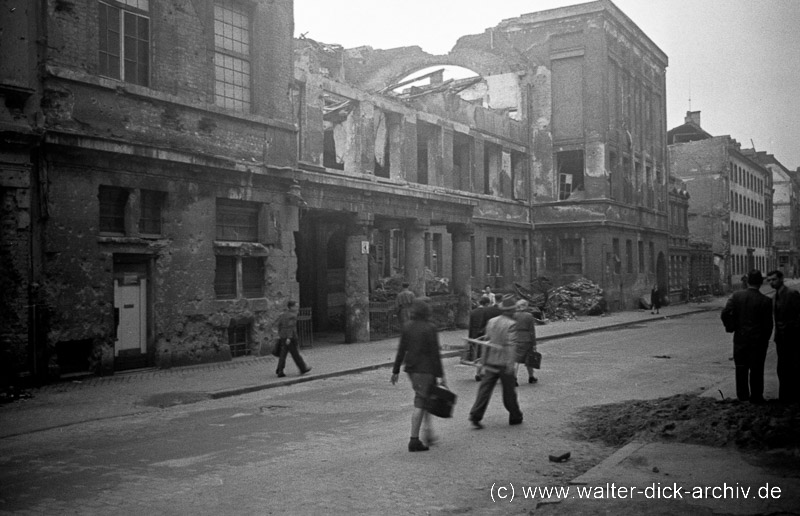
[669,111,773,290]
[667,175,690,302]
[743,151,799,278]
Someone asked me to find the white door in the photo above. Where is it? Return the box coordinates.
[114,278,147,356]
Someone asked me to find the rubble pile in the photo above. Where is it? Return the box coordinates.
[544,277,606,320]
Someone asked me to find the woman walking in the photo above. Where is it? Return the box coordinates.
[514,299,538,384]
[391,298,446,452]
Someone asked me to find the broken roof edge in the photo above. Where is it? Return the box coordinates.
[496,0,667,67]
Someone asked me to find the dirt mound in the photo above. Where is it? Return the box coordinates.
[571,393,800,451]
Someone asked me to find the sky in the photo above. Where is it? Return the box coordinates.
[295,0,800,171]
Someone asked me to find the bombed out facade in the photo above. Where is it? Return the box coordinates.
[3,0,682,381]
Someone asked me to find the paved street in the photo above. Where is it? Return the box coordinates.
[2,300,798,515]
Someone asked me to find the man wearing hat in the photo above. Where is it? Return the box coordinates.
[468,294,524,428]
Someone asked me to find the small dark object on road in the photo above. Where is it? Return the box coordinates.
[549,452,571,462]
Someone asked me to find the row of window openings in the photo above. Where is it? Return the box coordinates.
[100,187,267,244]
[730,192,764,219]
[324,112,527,198]
[611,239,656,275]
[484,237,528,278]
[732,254,766,277]
[730,163,764,195]
[669,205,688,230]
[730,222,765,248]
[98,0,252,112]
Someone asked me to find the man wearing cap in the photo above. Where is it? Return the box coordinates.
[468,294,524,428]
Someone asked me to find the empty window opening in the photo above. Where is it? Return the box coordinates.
[416,122,437,185]
[323,92,354,170]
[453,132,472,191]
[556,150,584,200]
[484,142,502,195]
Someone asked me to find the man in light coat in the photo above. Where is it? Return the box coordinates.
[468,294,524,428]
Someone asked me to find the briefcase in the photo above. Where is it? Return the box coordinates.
[425,385,457,418]
[527,351,542,370]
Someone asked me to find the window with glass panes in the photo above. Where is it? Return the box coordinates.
[98,0,150,86]
[99,186,128,233]
[214,2,251,112]
[486,237,503,277]
[139,189,164,235]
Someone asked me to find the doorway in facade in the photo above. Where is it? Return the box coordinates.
[296,213,349,342]
[113,254,151,370]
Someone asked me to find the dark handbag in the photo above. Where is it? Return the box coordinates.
[425,384,457,418]
[271,339,283,357]
[527,350,542,370]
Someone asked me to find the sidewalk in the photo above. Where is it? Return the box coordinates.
[0,299,724,439]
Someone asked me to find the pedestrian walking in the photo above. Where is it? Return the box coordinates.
[514,299,538,384]
[466,296,490,362]
[395,283,416,327]
[650,285,661,314]
[766,270,800,403]
[391,298,446,452]
[468,294,524,428]
[720,270,773,403]
[274,301,312,378]
[473,295,504,382]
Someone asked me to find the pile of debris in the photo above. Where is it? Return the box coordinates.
[543,277,606,320]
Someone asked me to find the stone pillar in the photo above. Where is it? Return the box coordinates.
[448,223,474,329]
[404,219,427,296]
[344,214,372,343]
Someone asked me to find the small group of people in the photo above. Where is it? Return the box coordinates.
[721,269,800,404]
[391,290,535,452]
[468,287,538,385]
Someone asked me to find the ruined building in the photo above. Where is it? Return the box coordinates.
[2,0,677,381]
[3,0,300,378]
[323,0,672,312]
[669,111,774,289]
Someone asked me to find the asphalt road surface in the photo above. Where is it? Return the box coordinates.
[0,311,734,515]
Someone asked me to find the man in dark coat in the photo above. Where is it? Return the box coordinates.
[465,296,490,362]
[766,270,800,403]
[720,270,773,403]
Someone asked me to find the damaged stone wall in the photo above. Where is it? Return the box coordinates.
[43,150,299,373]
[1,163,33,378]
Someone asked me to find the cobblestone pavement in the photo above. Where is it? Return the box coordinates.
[0,299,725,439]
